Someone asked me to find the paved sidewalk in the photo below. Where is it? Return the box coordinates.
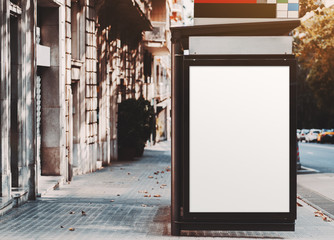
[1,141,334,239]
[298,173,334,219]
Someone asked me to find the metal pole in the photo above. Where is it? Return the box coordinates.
[171,36,183,236]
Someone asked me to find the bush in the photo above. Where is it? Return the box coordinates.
[117,97,155,160]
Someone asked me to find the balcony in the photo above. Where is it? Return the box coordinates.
[171,2,183,24]
[144,22,171,55]
[134,0,152,19]
[96,0,152,31]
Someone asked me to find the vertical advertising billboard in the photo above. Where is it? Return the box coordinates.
[179,56,296,231]
[189,66,290,213]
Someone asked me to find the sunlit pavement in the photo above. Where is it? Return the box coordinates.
[298,142,334,219]
[1,141,334,239]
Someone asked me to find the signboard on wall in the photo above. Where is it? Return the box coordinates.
[194,0,299,20]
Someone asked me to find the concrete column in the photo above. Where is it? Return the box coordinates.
[39,4,66,177]
[0,0,11,198]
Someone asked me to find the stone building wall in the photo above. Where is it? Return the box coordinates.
[1,0,154,212]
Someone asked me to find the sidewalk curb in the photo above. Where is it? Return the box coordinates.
[297,166,320,174]
[37,176,66,197]
[297,194,334,221]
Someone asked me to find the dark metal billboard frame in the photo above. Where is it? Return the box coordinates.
[171,54,297,236]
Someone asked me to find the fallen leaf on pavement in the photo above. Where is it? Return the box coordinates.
[161,184,167,187]
[60,226,64,228]
[322,216,333,222]
[144,195,151,197]
[315,211,324,217]
[296,202,303,207]
[141,204,147,207]
[69,211,75,214]
[110,200,114,202]
[161,171,165,173]
[69,228,75,231]
[138,190,148,193]
[127,172,131,175]
[154,195,161,197]
[82,211,86,216]
[148,176,153,179]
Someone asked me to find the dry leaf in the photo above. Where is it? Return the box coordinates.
[154,195,161,198]
[148,176,153,179]
[127,172,131,175]
[161,184,167,187]
[322,216,333,222]
[141,204,147,207]
[156,181,159,184]
[296,202,303,207]
[144,195,151,197]
[161,171,165,173]
[69,211,75,214]
[315,211,324,217]
[69,228,75,231]
[82,211,86,216]
[60,226,64,228]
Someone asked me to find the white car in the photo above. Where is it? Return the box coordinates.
[297,129,301,141]
[305,129,321,142]
[299,129,310,142]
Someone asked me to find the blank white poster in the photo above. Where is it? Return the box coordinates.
[189,66,290,213]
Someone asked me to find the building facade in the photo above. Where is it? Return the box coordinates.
[1,0,179,213]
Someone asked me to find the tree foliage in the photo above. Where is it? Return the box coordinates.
[293,7,334,115]
[299,0,324,18]
[117,97,155,160]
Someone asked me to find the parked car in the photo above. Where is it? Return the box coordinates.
[299,129,310,142]
[305,129,321,142]
[297,137,301,170]
[317,129,334,143]
[297,129,301,141]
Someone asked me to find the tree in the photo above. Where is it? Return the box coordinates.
[293,7,334,117]
[299,0,324,18]
[117,97,155,160]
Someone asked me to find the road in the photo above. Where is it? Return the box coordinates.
[299,142,334,173]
